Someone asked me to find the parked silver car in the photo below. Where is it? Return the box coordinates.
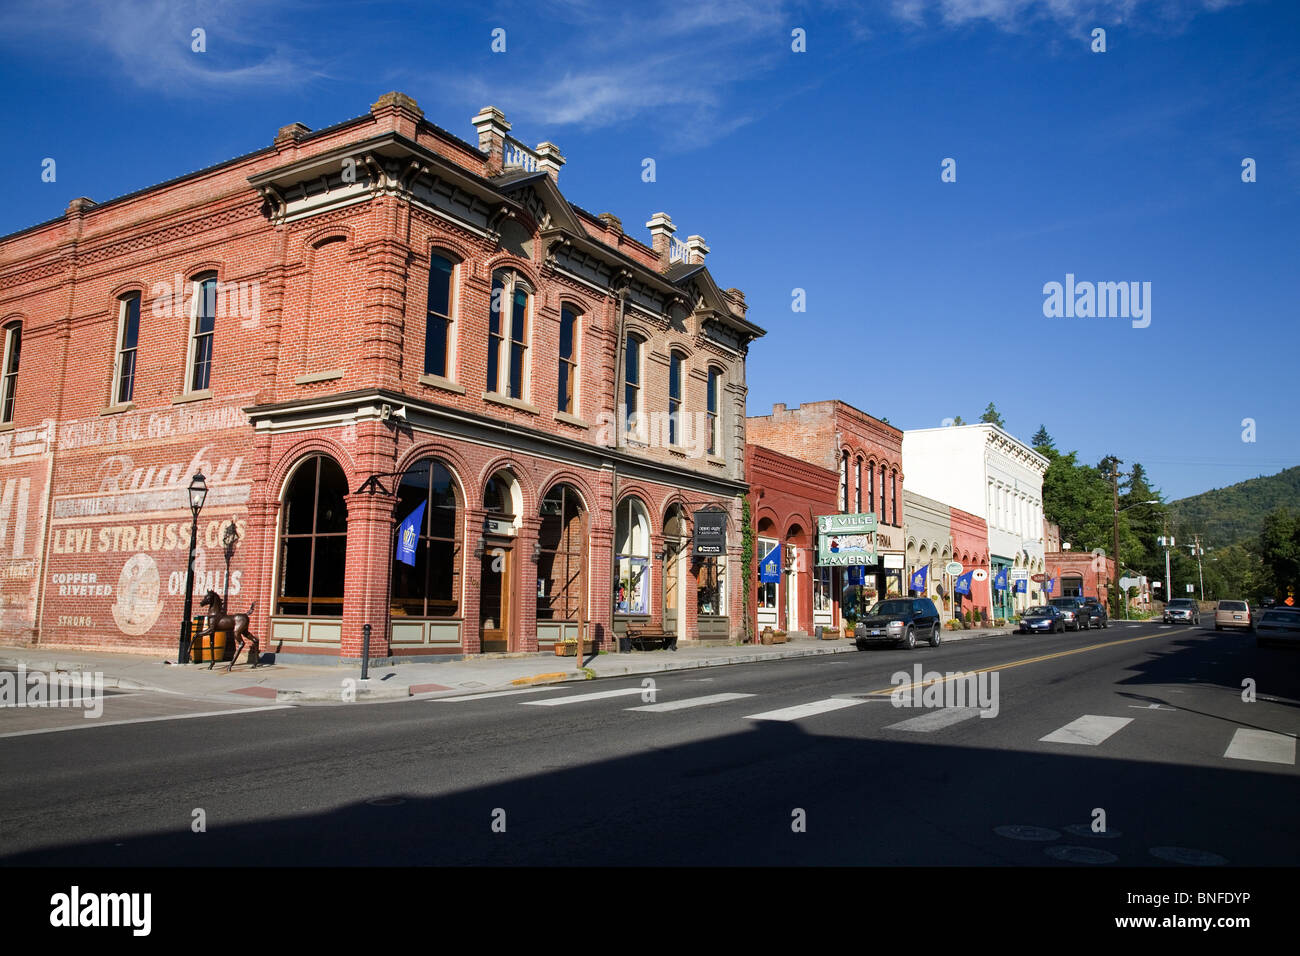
[1162,599,1199,625]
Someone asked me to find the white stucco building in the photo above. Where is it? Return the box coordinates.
[902,424,1049,619]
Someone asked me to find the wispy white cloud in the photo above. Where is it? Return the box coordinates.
[0,0,326,92]
[888,0,1245,32]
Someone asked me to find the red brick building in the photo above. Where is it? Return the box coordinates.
[949,507,992,617]
[1044,550,1117,604]
[746,400,905,600]
[0,93,764,660]
[745,443,838,637]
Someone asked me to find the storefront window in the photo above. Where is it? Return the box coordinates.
[757,536,777,610]
[277,455,348,616]
[814,566,832,611]
[698,556,726,617]
[391,459,460,617]
[615,497,650,615]
[537,485,586,621]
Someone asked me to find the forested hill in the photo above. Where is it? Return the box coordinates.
[1169,466,1300,545]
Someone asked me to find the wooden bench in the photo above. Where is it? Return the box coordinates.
[624,625,678,651]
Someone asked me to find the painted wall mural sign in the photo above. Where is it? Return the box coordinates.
[0,423,55,636]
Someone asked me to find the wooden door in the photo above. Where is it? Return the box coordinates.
[480,546,512,652]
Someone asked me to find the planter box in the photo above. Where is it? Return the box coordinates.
[554,642,578,656]
[821,628,841,640]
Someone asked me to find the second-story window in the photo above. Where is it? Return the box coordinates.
[868,463,875,515]
[488,271,530,400]
[425,254,456,378]
[114,293,141,405]
[891,469,898,525]
[707,366,721,455]
[668,351,684,446]
[1,322,20,424]
[188,274,216,392]
[624,333,642,436]
[558,306,578,415]
[855,457,862,512]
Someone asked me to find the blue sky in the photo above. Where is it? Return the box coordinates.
[1,0,1296,501]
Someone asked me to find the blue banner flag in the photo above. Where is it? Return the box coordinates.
[1045,576,1056,595]
[1014,577,1027,594]
[954,570,973,596]
[910,565,928,592]
[993,566,1009,592]
[848,566,865,586]
[395,501,426,567]
[759,544,781,583]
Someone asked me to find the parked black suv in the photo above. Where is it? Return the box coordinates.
[1049,597,1093,631]
[1081,597,1109,628]
[855,598,942,649]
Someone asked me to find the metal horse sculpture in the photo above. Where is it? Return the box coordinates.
[195,590,260,671]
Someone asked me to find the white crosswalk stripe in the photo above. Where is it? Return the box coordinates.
[1223,728,1296,765]
[436,687,564,702]
[885,707,984,732]
[744,698,867,722]
[626,693,755,713]
[522,687,647,706]
[1039,715,1133,746]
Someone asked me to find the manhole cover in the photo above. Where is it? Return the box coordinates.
[995,825,1060,842]
[1046,845,1118,864]
[1149,846,1227,866]
[1063,824,1122,839]
[365,797,406,807]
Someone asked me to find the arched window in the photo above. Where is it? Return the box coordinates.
[187,273,217,392]
[854,457,862,513]
[425,253,458,379]
[1,321,20,424]
[868,462,875,515]
[624,333,643,437]
[668,350,684,446]
[615,497,650,615]
[113,293,141,405]
[891,469,898,525]
[488,270,530,399]
[707,366,722,455]
[391,459,460,617]
[558,306,579,415]
[879,464,887,522]
[538,485,586,622]
[838,450,848,512]
[276,456,348,616]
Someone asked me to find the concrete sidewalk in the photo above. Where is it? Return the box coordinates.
[0,625,1016,705]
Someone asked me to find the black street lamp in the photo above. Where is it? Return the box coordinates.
[177,471,208,664]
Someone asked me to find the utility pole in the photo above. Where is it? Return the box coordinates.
[1190,534,1205,602]
[1103,459,1123,618]
[1158,516,1174,605]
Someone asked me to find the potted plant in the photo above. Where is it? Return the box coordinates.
[761,625,776,645]
[555,638,579,656]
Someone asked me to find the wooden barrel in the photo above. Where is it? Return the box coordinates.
[190,621,229,662]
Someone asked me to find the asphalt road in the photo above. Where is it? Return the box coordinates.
[1,619,1295,866]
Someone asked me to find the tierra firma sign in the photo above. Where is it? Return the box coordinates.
[692,510,727,556]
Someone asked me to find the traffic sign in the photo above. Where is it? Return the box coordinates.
[1153,581,1162,589]
[945,562,963,576]
[1186,583,1194,593]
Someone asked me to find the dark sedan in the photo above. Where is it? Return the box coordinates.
[1081,598,1109,628]
[1018,605,1066,634]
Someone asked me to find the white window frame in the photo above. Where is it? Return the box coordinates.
[623,333,644,442]
[0,322,19,425]
[558,304,581,416]
[425,252,459,381]
[112,292,141,405]
[488,270,532,401]
[185,273,217,394]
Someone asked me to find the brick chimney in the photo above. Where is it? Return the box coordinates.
[597,212,623,235]
[535,141,565,182]
[646,212,675,268]
[685,234,709,264]
[472,106,511,175]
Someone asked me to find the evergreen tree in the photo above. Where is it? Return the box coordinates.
[980,402,1006,427]
[1031,425,1056,456]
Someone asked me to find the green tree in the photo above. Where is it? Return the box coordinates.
[1031,425,1056,456]
[1256,507,1300,599]
[980,402,1005,427]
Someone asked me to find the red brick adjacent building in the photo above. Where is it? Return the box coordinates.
[745,443,838,637]
[0,93,764,660]
[747,400,906,600]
